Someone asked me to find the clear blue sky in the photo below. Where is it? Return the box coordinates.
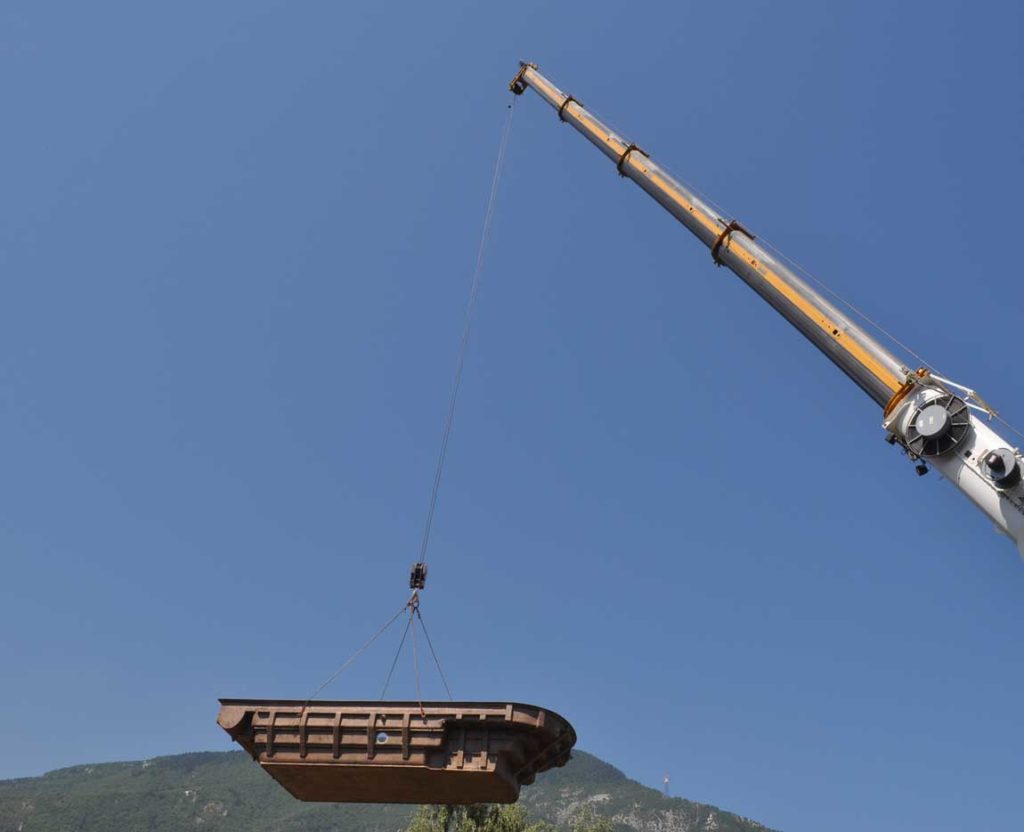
[3,2,1022,831]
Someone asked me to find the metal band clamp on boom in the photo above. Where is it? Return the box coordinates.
[711,219,755,266]
[616,143,648,177]
[557,95,582,122]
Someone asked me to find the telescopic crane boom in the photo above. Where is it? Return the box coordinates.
[510,62,1024,556]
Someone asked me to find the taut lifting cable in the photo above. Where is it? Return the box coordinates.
[378,609,414,700]
[302,597,413,707]
[410,603,424,715]
[416,101,516,566]
[304,102,517,707]
[415,606,454,700]
[375,600,453,704]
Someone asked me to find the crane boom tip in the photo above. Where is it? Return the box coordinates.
[509,62,537,95]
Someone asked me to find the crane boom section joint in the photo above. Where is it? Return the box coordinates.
[617,144,649,176]
[711,220,756,266]
[558,95,582,122]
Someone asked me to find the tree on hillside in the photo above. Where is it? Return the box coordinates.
[571,807,615,832]
[406,804,616,832]
[407,804,554,832]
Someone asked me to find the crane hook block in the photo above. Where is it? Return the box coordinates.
[409,562,428,590]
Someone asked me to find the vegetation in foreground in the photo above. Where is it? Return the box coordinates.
[407,804,614,832]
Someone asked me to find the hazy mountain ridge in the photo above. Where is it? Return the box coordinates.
[520,754,772,832]
[0,750,777,832]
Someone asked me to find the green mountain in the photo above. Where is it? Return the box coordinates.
[0,750,776,832]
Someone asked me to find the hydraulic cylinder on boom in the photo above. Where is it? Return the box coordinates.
[509,62,1024,556]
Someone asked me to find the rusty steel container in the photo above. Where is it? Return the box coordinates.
[217,699,576,804]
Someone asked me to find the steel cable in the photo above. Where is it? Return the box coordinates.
[415,606,454,701]
[416,100,516,565]
[302,599,411,707]
[379,610,414,700]
[410,606,424,713]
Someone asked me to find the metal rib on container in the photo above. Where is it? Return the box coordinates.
[217,700,576,804]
